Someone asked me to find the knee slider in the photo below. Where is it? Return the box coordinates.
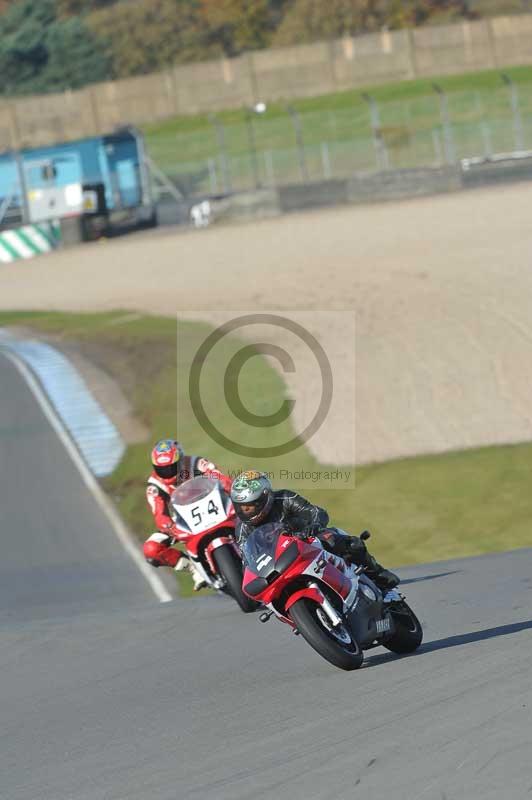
[143,539,166,561]
[143,536,180,568]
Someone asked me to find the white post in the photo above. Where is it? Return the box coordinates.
[362,92,389,170]
[432,83,456,164]
[501,73,525,152]
[321,141,332,179]
[431,129,443,165]
[207,158,218,195]
[480,122,492,157]
[263,150,275,187]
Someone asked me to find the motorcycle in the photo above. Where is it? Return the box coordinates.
[242,525,423,670]
[170,476,257,613]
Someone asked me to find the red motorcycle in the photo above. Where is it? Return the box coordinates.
[242,524,423,670]
[170,476,257,613]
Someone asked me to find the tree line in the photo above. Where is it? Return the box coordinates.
[1,0,530,96]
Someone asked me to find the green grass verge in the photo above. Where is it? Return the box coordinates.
[145,64,532,139]
[2,310,531,594]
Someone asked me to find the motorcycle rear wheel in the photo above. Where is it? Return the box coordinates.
[213,545,258,613]
[289,598,363,671]
[384,601,423,654]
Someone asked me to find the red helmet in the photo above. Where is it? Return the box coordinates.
[151,439,184,480]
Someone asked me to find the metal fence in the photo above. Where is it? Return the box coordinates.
[147,74,532,197]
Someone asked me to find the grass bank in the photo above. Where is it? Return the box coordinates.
[2,310,531,591]
[145,63,532,142]
[143,64,532,187]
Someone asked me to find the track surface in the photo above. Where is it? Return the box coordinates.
[0,353,154,623]
[2,353,532,799]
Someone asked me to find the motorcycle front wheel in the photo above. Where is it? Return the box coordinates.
[289,597,363,671]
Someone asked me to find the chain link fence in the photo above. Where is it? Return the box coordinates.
[146,77,532,198]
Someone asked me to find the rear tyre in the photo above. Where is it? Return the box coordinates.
[213,545,258,613]
[289,598,363,671]
[384,601,423,654]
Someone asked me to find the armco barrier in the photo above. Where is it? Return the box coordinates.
[346,166,462,204]
[224,188,281,221]
[0,221,60,263]
[279,180,348,213]
[275,167,461,215]
[461,155,532,188]
[205,158,528,224]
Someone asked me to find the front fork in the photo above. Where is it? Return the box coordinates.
[308,582,344,627]
[200,537,240,590]
[276,582,346,630]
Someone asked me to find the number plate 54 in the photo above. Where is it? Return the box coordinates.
[174,486,227,533]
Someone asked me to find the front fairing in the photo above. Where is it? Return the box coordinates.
[242,523,320,599]
[170,476,234,539]
[242,524,278,572]
[242,523,298,575]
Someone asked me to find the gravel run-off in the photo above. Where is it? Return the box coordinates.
[2,183,532,465]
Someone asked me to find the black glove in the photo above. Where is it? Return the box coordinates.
[346,537,368,561]
[375,569,400,589]
[282,521,318,538]
[294,524,327,541]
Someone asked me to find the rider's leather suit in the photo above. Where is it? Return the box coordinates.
[144,455,232,569]
[236,489,399,590]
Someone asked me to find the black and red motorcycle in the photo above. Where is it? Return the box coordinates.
[170,476,257,613]
[242,524,423,670]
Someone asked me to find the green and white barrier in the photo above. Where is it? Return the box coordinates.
[0,221,61,263]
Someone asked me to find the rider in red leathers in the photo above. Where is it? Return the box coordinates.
[143,439,232,590]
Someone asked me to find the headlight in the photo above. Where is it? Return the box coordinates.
[244,576,268,597]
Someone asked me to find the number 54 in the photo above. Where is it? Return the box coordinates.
[191,499,220,526]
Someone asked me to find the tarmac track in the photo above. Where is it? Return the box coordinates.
[1,351,532,800]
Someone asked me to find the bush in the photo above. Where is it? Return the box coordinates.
[0,0,111,95]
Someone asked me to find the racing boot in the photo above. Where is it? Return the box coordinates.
[320,530,399,589]
[175,554,208,591]
[364,553,400,591]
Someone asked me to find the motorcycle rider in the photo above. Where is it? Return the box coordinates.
[231,471,399,591]
[143,439,233,590]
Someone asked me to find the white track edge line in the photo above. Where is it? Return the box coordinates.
[2,349,173,604]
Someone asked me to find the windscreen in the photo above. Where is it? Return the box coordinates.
[171,476,217,506]
[242,522,285,571]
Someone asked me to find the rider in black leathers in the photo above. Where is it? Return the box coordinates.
[231,474,399,591]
